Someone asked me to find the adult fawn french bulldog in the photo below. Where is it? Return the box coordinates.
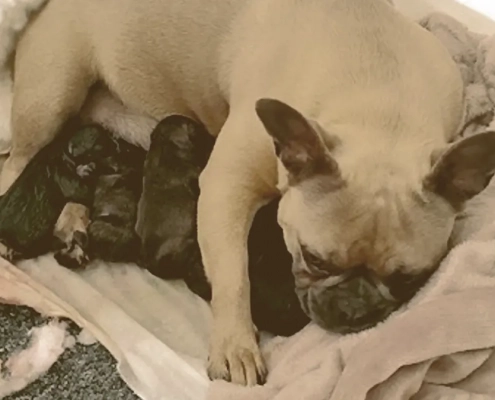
[4,0,495,387]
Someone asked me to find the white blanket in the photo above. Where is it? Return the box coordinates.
[2,1,495,400]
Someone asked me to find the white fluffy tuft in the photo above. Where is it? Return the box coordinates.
[0,320,73,398]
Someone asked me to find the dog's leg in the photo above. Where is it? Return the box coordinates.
[0,9,95,194]
[198,113,278,385]
[53,203,90,269]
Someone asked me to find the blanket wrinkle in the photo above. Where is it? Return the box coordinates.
[425,350,493,385]
[329,288,495,400]
[453,349,495,394]
[367,362,435,400]
[413,384,493,400]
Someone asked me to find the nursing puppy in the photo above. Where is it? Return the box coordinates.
[136,115,214,278]
[0,120,119,265]
[87,140,145,263]
[137,115,309,337]
[5,0,495,386]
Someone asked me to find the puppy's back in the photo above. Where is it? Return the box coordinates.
[0,118,89,255]
[136,116,214,278]
[88,170,143,262]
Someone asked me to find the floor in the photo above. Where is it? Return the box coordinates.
[0,304,138,399]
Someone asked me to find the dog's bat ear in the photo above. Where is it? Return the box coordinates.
[424,131,495,209]
[255,98,342,185]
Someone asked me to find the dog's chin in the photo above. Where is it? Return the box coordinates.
[296,276,401,335]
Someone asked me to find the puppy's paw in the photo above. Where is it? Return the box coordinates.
[76,162,96,178]
[0,242,20,262]
[207,324,267,386]
[54,204,91,269]
[54,230,89,269]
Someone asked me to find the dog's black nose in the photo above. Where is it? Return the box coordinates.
[300,275,400,334]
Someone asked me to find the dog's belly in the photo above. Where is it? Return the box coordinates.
[67,0,248,136]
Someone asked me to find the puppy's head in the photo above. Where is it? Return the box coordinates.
[256,98,495,334]
[65,124,120,177]
[148,115,215,169]
[137,116,210,236]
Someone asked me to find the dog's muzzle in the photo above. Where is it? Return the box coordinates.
[295,267,429,334]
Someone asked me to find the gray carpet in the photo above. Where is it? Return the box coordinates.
[0,304,139,399]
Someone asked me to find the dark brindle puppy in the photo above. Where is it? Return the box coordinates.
[0,120,120,264]
[136,115,214,279]
[87,140,146,263]
[136,115,309,336]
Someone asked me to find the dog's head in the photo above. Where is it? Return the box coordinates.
[256,98,495,334]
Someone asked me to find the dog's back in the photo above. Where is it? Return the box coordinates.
[14,0,463,186]
[17,0,242,136]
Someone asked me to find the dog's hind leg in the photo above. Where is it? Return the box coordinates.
[0,3,96,194]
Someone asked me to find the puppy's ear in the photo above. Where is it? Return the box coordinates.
[424,131,495,209]
[255,98,342,186]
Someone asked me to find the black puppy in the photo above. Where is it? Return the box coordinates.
[87,140,146,263]
[0,119,120,265]
[137,115,309,336]
[136,115,214,279]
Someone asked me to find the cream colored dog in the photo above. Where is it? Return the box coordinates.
[4,0,495,387]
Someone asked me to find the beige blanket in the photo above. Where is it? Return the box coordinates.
[3,3,495,400]
[209,239,495,400]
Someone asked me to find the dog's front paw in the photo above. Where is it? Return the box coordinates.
[54,230,89,269]
[207,325,267,386]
